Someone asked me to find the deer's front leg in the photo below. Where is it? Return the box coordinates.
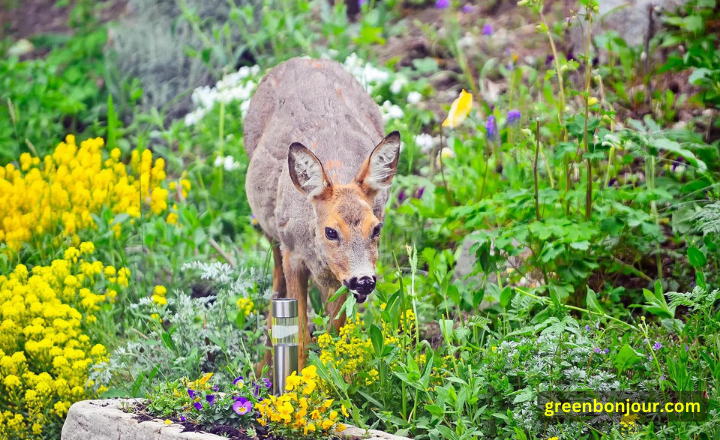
[282,249,310,370]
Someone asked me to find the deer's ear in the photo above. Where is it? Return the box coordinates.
[288,143,333,200]
[355,131,401,198]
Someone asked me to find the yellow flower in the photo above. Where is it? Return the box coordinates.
[304,423,316,435]
[321,419,334,430]
[341,404,349,417]
[337,424,347,432]
[152,295,167,306]
[164,419,172,425]
[153,285,167,296]
[588,96,599,106]
[442,89,473,128]
[79,242,95,255]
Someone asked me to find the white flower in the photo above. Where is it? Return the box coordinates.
[390,77,406,94]
[440,147,455,159]
[214,155,224,168]
[224,155,240,171]
[407,91,422,104]
[240,100,251,117]
[415,133,435,152]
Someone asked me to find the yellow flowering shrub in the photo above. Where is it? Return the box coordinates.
[256,365,347,440]
[0,244,128,439]
[0,134,190,252]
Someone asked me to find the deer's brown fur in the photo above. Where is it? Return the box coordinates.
[244,58,401,370]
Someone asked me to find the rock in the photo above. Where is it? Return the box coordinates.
[568,0,688,50]
[62,399,412,440]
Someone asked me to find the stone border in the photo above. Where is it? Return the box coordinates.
[62,399,411,440]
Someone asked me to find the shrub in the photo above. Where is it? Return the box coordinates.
[0,246,129,439]
[0,134,178,254]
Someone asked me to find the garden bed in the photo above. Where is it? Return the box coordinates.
[61,399,411,440]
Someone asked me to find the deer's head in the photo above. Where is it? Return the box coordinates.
[288,132,401,303]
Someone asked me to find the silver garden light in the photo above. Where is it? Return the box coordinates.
[271,298,299,395]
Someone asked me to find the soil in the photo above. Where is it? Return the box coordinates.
[2,0,128,41]
[131,402,344,440]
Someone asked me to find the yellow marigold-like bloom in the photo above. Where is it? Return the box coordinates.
[152,295,167,306]
[442,89,473,128]
[153,285,167,296]
[167,212,179,225]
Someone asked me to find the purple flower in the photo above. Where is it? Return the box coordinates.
[594,348,601,354]
[212,385,219,392]
[685,344,689,352]
[193,401,202,411]
[486,115,497,139]
[398,189,406,203]
[604,348,609,354]
[233,376,244,386]
[262,378,271,389]
[483,24,493,35]
[545,54,554,66]
[653,342,662,351]
[462,4,473,13]
[233,397,253,415]
[187,389,196,399]
[206,394,216,406]
[180,416,186,422]
[358,0,366,5]
[254,384,261,397]
[415,187,425,199]
[435,0,449,8]
[660,374,665,380]
[507,109,521,125]
[585,325,591,331]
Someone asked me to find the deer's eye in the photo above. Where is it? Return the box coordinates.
[325,227,339,241]
[372,223,383,238]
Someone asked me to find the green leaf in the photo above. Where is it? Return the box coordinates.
[586,288,604,314]
[688,247,707,268]
[369,324,384,357]
[426,404,445,417]
[499,286,514,309]
[613,343,642,374]
[327,285,348,303]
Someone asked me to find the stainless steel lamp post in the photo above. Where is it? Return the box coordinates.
[271,298,299,395]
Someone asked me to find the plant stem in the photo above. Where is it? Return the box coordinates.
[513,287,637,330]
[583,14,594,221]
[534,118,541,221]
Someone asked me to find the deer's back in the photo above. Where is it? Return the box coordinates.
[243,58,384,162]
[243,58,385,253]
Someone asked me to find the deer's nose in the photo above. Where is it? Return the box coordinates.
[354,276,376,295]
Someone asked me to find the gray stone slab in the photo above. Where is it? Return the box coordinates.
[62,399,412,440]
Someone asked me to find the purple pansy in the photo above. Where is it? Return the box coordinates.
[212,385,219,392]
[180,416,186,422]
[187,389,196,399]
[206,394,216,406]
[594,348,602,354]
[462,4,473,13]
[193,401,202,411]
[507,109,521,125]
[415,187,425,199]
[233,376,244,386]
[233,397,253,415]
[653,342,662,351]
[262,378,271,389]
[585,325,591,331]
[483,24,493,35]
[436,0,449,8]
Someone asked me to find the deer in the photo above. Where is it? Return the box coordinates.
[243,58,401,371]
